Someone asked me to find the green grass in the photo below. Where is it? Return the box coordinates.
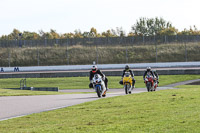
[157,75,200,86]
[0,89,68,96]
[1,75,200,89]
[0,75,200,96]
[1,87,200,132]
[176,85,200,89]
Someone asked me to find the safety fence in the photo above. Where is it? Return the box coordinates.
[0,35,200,48]
[0,41,199,67]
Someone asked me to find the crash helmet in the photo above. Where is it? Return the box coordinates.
[92,65,97,73]
[125,65,130,71]
[147,67,151,72]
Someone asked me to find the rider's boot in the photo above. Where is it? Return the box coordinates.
[132,83,135,90]
[102,84,107,97]
[105,83,108,91]
[102,90,106,97]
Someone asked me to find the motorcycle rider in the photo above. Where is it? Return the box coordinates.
[143,67,155,82]
[120,65,135,88]
[89,65,108,93]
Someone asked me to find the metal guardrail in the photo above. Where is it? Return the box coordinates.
[0,62,200,72]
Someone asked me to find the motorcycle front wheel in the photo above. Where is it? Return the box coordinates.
[96,86,102,98]
[125,85,129,94]
[146,82,151,92]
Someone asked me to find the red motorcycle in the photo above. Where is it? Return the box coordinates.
[144,74,157,92]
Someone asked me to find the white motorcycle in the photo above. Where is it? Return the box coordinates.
[92,74,106,98]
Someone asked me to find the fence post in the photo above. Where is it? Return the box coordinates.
[185,42,187,62]
[66,39,69,65]
[126,44,128,63]
[8,49,11,67]
[24,40,26,47]
[37,47,40,66]
[155,37,158,63]
[132,36,134,44]
[96,43,98,64]
[56,39,59,45]
[45,38,47,47]
[143,35,145,44]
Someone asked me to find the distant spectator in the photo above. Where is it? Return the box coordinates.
[1,68,4,72]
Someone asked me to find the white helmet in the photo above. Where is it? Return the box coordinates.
[92,65,97,73]
[147,67,151,72]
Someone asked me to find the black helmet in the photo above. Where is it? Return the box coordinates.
[92,65,97,73]
[147,67,151,72]
[125,65,129,70]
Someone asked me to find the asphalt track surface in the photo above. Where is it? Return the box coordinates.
[0,89,126,121]
[1,79,200,121]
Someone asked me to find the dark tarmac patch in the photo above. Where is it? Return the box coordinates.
[186,81,200,85]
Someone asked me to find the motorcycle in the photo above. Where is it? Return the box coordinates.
[145,74,157,92]
[92,74,106,98]
[123,72,133,94]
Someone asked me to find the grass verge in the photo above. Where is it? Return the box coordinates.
[176,85,200,89]
[0,89,93,96]
[0,75,200,96]
[1,87,200,132]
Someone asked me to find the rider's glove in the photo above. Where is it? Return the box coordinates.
[89,83,93,88]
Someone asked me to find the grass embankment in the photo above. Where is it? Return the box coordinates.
[0,42,200,66]
[1,86,200,132]
[0,75,200,96]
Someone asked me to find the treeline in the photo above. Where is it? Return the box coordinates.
[1,17,200,40]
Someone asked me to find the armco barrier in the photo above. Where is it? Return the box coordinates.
[4,87,59,91]
[0,68,200,78]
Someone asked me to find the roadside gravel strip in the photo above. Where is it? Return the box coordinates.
[0,79,199,121]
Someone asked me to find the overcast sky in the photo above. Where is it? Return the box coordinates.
[0,0,200,36]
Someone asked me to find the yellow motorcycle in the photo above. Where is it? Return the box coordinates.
[123,72,133,94]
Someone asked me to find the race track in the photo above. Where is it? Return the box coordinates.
[0,89,125,121]
[0,87,173,121]
[0,79,200,121]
